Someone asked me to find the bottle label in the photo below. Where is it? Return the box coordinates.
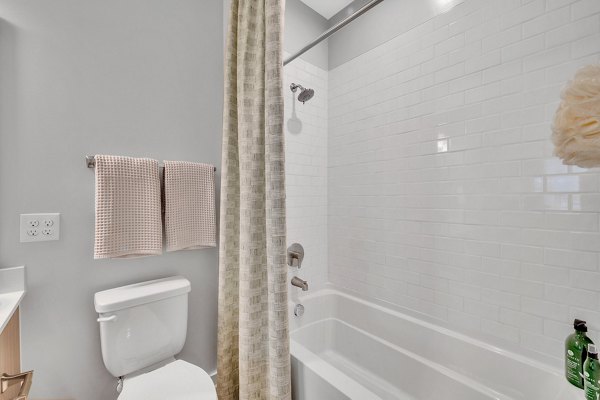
[584,373,600,400]
[568,352,584,386]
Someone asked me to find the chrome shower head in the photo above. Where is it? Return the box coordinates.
[290,83,315,104]
[298,88,314,103]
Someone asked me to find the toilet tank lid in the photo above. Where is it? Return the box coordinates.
[94,276,191,313]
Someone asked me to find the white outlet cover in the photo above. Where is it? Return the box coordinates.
[20,213,60,242]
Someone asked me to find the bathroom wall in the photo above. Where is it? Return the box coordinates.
[284,55,328,298]
[328,0,465,69]
[0,1,223,398]
[280,1,329,296]
[328,0,600,366]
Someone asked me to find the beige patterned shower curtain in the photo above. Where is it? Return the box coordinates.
[217,0,291,399]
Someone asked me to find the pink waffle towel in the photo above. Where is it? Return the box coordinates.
[94,155,162,259]
[163,161,216,251]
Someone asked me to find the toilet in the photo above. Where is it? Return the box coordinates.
[94,276,217,399]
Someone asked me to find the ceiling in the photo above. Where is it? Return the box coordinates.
[299,0,354,19]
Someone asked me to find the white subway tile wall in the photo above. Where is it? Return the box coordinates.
[328,0,600,365]
[284,57,328,297]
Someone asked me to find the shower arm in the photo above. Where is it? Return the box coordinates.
[283,0,385,67]
[290,83,304,93]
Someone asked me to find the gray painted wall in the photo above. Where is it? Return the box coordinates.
[0,1,223,399]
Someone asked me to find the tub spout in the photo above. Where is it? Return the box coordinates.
[291,276,308,291]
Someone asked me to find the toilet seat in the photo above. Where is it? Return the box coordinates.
[118,359,217,400]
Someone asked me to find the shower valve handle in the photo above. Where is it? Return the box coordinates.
[287,243,304,268]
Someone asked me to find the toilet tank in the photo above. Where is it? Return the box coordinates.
[94,276,191,378]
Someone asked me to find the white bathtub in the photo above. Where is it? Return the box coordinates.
[289,288,581,400]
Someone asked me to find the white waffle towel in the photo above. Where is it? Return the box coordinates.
[94,155,162,259]
[163,161,216,251]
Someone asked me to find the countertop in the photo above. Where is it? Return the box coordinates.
[0,265,25,333]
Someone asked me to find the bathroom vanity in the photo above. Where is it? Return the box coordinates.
[0,266,26,400]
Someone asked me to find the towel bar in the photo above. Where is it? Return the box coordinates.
[85,155,217,171]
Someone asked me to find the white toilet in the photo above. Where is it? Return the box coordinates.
[94,276,217,400]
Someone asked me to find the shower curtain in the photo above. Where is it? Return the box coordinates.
[217,0,291,399]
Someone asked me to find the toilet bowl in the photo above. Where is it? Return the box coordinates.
[118,359,215,400]
[94,276,217,399]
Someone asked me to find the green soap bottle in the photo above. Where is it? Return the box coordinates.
[566,319,594,388]
[584,344,600,399]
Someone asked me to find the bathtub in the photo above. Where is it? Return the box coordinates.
[289,288,581,400]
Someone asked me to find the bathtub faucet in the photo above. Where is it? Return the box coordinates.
[291,276,308,291]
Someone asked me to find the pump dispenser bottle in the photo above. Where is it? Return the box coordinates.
[566,319,594,388]
[584,344,600,399]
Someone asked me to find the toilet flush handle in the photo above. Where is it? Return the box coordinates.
[97,315,117,323]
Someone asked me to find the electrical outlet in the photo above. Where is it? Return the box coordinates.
[20,213,60,242]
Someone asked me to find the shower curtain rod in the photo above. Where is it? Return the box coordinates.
[283,0,385,66]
